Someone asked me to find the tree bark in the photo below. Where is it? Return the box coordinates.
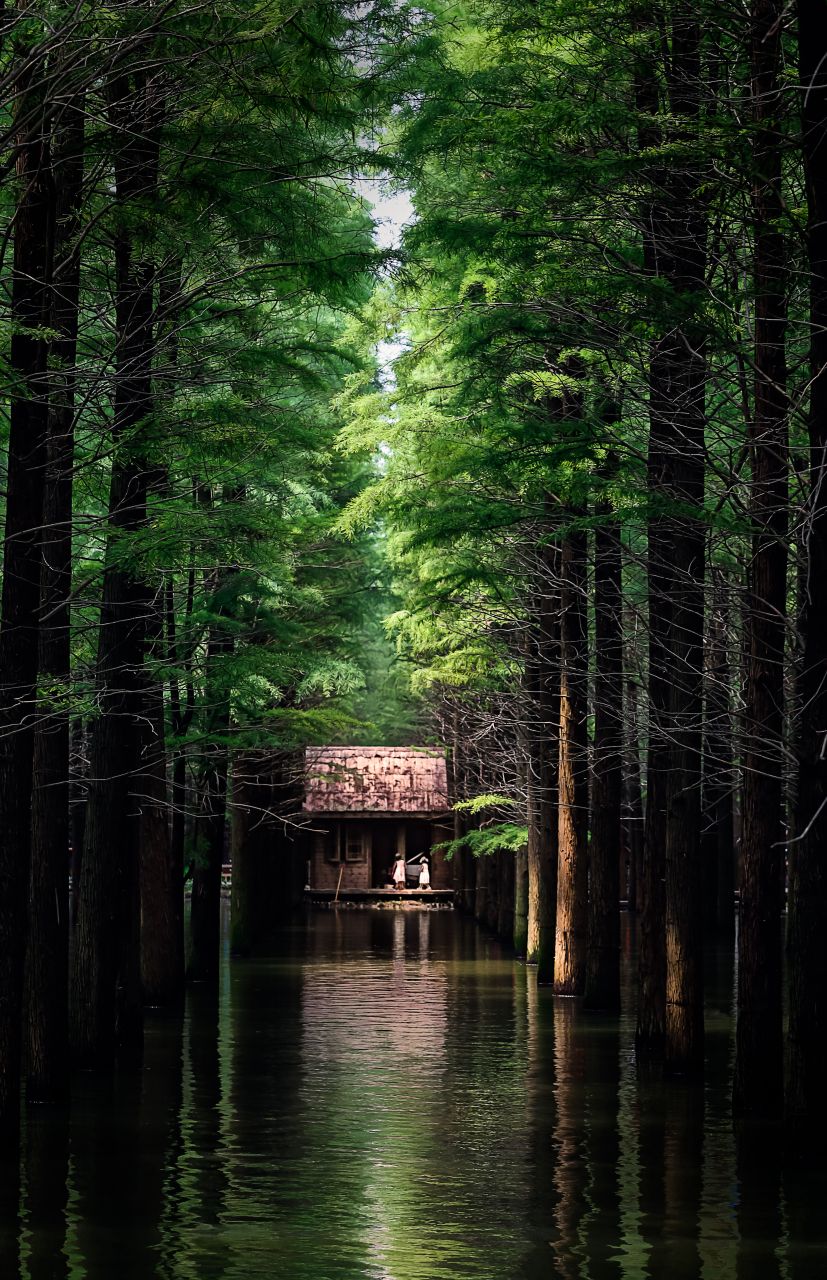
[27,88,84,1105]
[0,55,54,1138]
[734,0,788,1115]
[70,69,159,1069]
[787,0,827,1135]
[635,11,708,1071]
[554,528,589,996]
[585,515,622,1012]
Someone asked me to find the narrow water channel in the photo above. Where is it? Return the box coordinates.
[3,909,825,1278]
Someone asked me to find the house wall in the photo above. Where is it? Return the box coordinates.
[308,816,449,890]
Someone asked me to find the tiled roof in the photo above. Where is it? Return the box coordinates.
[304,746,449,814]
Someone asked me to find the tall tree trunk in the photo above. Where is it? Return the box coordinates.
[585,514,622,1012]
[554,527,589,996]
[635,19,668,1054]
[787,0,827,1134]
[0,55,54,1138]
[27,89,85,1105]
[734,0,788,1115]
[635,11,708,1072]
[70,69,159,1069]
[525,544,559,983]
[661,13,708,1077]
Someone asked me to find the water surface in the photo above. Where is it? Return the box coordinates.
[5,909,827,1278]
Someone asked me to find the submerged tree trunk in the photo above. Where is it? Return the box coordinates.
[0,56,54,1137]
[554,528,589,996]
[585,514,622,1012]
[27,90,84,1104]
[734,0,788,1116]
[787,0,827,1135]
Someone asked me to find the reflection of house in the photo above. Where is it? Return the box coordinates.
[304,747,451,891]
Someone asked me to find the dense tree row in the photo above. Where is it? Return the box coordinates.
[343,0,827,1136]
[0,0,424,1140]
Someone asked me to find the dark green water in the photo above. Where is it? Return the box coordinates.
[2,909,826,1278]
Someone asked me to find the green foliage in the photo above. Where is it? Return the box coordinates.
[435,824,528,860]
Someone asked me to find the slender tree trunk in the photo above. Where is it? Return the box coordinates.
[661,14,708,1077]
[70,70,159,1069]
[485,850,500,933]
[585,515,622,1012]
[635,19,668,1055]
[498,847,513,944]
[0,58,54,1138]
[701,575,735,936]
[69,720,86,928]
[734,0,788,1115]
[554,528,589,996]
[514,845,528,957]
[448,725,469,911]
[624,681,645,915]
[475,848,489,928]
[188,554,235,985]
[27,90,84,1105]
[166,563,195,934]
[787,0,827,1134]
[139,655,182,1009]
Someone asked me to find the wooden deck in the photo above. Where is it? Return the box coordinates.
[306,887,454,908]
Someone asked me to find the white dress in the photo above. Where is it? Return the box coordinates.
[419,863,430,888]
[393,859,407,886]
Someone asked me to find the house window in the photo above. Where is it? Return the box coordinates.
[344,826,366,863]
[325,824,367,863]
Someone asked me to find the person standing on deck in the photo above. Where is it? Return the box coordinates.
[418,858,431,890]
[392,855,407,890]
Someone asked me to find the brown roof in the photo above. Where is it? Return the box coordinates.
[304,746,449,814]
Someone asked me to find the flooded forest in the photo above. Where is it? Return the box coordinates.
[1,0,827,1276]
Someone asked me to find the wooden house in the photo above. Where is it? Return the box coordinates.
[303,746,451,891]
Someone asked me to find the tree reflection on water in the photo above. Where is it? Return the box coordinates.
[2,911,827,1278]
